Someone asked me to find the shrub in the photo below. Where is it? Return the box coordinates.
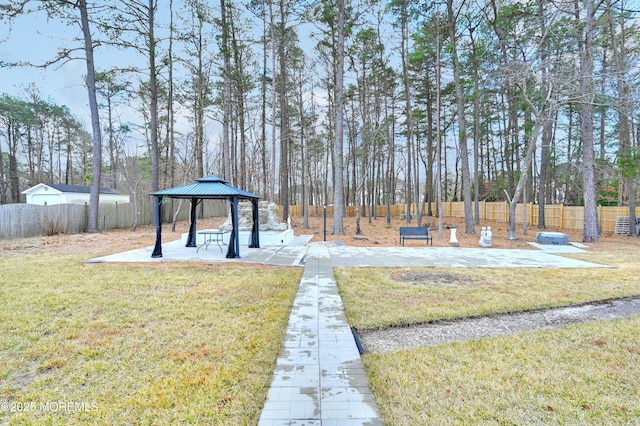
[40,214,68,236]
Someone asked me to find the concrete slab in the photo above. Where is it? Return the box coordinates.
[85,239,257,263]
[87,237,607,269]
[527,242,588,254]
[86,238,311,266]
[326,247,610,268]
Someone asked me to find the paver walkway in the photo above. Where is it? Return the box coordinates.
[258,244,382,426]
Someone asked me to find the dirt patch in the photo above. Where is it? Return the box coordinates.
[390,270,483,287]
[293,214,637,254]
[0,217,225,260]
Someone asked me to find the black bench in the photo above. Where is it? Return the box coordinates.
[399,226,432,246]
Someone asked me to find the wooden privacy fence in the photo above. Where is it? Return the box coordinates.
[2,200,637,240]
[0,199,226,240]
[281,202,639,235]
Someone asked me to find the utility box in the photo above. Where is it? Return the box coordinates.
[536,231,569,245]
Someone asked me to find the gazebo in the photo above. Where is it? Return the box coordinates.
[149,175,261,259]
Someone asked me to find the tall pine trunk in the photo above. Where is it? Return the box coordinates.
[332,0,346,235]
[447,0,475,235]
[579,0,599,242]
[80,0,103,233]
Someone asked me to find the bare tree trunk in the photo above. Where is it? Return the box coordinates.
[468,26,481,225]
[269,0,277,202]
[219,0,231,186]
[578,0,599,242]
[537,0,550,229]
[332,0,346,235]
[538,115,552,228]
[277,0,289,222]
[399,1,413,224]
[147,0,160,226]
[260,3,268,198]
[0,136,4,204]
[447,0,475,235]
[506,120,540,240]
[80,0,102,233]
[436,15,444,238]
[607,0,636,235]
[298,78,309,228]
[167,0,176,221]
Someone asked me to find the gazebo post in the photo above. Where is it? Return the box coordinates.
[151,196,163,258]
[226,197,240,258]
[185,197,198,247]
[233,197,240,256]
[250,198,260,248]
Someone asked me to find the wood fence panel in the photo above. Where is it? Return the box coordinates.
[530,204,540,228]
[282,202,640,236]
[598,206,640,233]
[561,206,584,231]
[54,204,87,234]
[542,205,562,228]
[514,204,524,225]
[0,200,226,240]
[485,202,507,222]
[0,204,35,239]
[4,200,640,240]
[599,207,622,233]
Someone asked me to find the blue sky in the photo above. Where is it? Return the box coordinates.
[1,12,93,123]
[0,2,401,158]
[0,6,177,156]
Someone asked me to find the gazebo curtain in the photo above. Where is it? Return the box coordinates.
[226,197,240,258]
[151,197,163,258]
[185,198,198,247]
[250,199,260,248]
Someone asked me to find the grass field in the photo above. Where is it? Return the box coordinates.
[336,249,640,425]
[335,250,640,329]
[364,316,640,425]
[0,254,301,425]
[3,237,639,425]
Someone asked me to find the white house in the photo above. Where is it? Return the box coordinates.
[22,183,130,205]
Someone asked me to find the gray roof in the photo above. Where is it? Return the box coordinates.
[46,183,121,195]
[150,175,261,200]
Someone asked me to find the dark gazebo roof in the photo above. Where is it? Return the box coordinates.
[149,175,261,259]
[150,175,259,200]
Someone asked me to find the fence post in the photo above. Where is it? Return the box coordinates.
[504,201,508,223]
[598,205,603,232]
[528,202,533,227]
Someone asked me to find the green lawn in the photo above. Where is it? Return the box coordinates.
[335,250,640,329]
[4,245,639,425]
[0,254,301,425]
[336,249,640,425]
[364,316,640,425]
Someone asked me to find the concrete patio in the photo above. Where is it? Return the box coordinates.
[87,236,607,269]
